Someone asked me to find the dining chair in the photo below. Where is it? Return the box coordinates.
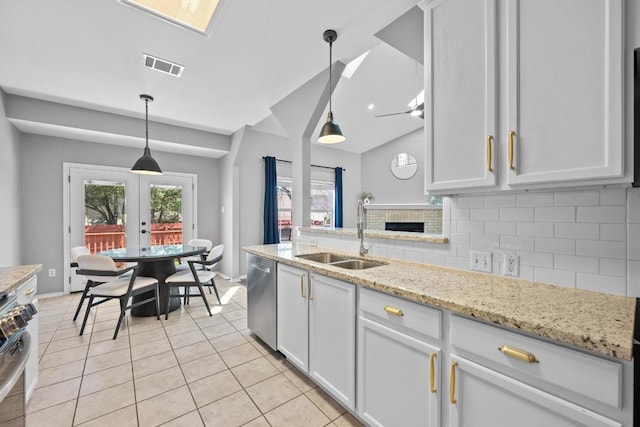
[76,255,159,339]
[164,244,224,319]
[70,246,93,321]
[176,238,214,271]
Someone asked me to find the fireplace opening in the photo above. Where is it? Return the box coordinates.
[385,222,424,233]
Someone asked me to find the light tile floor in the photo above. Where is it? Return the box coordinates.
[28,279,364,427]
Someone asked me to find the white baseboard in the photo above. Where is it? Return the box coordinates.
[38,291,65,299]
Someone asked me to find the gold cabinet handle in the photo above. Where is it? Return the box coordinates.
[429,353,437,393]
[450,362,458,404]
[486,135,494,172]
[300,274,306,299]
[383,306,404,317]
[309,276,313,301]
[24,289,35,297]
[498,345,539,364]
[508,131,516,170]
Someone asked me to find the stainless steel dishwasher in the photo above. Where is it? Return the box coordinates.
[246,254,277,350]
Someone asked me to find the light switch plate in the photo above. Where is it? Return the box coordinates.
[470,251,492,273]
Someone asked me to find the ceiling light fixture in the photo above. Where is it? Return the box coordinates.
[318,29,345,144]
[131,94,163,175]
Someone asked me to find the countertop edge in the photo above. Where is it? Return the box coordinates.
[0,264,43,294]
[243,245,635,361]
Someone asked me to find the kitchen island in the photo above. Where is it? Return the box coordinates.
[244,243,636,426]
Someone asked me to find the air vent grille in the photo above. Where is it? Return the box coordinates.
[143,54,184,77]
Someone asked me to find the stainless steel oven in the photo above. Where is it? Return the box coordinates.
[0,292,36,427]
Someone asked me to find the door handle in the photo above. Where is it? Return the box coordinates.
[508,131,516,170]
[450,362,458,404]
[249,263,271,274]
[141,230,148,234]
[486,135,494,172]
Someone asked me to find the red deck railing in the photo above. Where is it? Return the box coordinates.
[84,223,183,254]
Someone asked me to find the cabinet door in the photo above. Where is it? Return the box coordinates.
[308,274,356,410]
[276,264,308,370]
[505,0,623,185]
[424,0,497,193]
[448,356,621,427]
[358,317,440,427]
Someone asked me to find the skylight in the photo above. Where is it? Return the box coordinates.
[120,0,221,34]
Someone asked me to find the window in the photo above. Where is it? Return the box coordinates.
[277,178,335,241]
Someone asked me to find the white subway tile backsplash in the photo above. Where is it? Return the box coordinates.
[554,254,599,274]
[424,253,446,266]
[627,260,640,297]
[554,223,599,240]
[535,268,576,288]
[451,208,470,221]
[456,221,484,234]
[500,207,534,222]
[517,222,554,237]
[404,250,424,264]
[456,196,484,208]
[576,206,626,223]
[599,188,627,205]
[500,235,534,251]
[628,188,640,223]
[450,232,470,246]
[518,251,554,268]
[519,265,535,281]
[576,240,626,259]
[484,194,517,208]
[386,247,405,261]
[577,273,626,296]
[517,192,554,207]
[628,224,640,260]
[534,237,575,255]
[485,221,517,236]
[470,208,500,221]
[433,243,457,257]
[534,207,575,222]
[554,190,599,206]
[599,223,626,241]
[600,258,626,278]
[446,256,470,270]
[470,233,500,249]
[456,245,472,259]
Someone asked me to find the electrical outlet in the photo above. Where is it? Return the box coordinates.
[503,254,519,277]
[48,268,56,278]
[470,251,492,273]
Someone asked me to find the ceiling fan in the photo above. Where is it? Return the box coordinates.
[375,102,424,119]
[375,61,424,119]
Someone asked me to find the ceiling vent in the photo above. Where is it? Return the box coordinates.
[143,54,184,77]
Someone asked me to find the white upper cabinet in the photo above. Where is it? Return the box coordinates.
[424,0,497,192]
[423,0,624,194]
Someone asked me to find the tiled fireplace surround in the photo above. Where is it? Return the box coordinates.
[365,207,443,234]
[300,187,640,297]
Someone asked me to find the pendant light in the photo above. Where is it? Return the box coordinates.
[131,94,163,175]
[318,29,346,144]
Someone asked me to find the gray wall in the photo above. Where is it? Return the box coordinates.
[0,91,22,266]
[20,134,220,295]
[361,128,425,204]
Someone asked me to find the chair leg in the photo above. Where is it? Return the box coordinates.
[113,298,126,340]
[210,279,221,305]
[165,286,171,320]
[72,283,91,321]
[154,285,160,320]
[196,283,212,316]
[79,296,94,336]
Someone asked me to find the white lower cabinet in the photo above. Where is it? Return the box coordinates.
[276,264,356,410]
[448,356,620,427]
[357,287,442,427]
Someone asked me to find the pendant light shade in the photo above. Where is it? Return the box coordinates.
[318,29,345,144]
[131,94,163,175]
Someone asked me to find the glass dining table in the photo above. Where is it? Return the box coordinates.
[99,244,207,316]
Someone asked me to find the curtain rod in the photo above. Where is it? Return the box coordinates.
[263,157,346,172]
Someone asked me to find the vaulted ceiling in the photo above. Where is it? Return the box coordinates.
[0,0,423,155]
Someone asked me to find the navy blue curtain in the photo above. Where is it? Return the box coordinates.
[334,167,343,228]
[263,157,280,244]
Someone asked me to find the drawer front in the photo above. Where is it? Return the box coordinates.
[359,287,441,341]
[450,315,622,409]
[16,276,37,304]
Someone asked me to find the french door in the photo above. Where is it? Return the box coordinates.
[65,164,196,292]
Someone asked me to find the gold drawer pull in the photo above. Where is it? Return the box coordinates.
[309,276,314,301]
[508,131,516,170]
[383,306,404,317]
[429,352,437,393]
[486,135,494,172]
[300,274,306,299]
[498,345,539,364]
[450,362,457,404]
[24,289,35,297]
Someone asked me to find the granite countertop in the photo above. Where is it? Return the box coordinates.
[298,227,449,244]
[244,243,636,361]
[0,265,42,294]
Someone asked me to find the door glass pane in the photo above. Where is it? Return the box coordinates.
[277,181,292,241]
[310,181,334,228]
[84,180,126,253]
[149,184,183,245]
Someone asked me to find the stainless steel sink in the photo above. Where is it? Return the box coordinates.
[295,252,352,264]
[329,259,387,270]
